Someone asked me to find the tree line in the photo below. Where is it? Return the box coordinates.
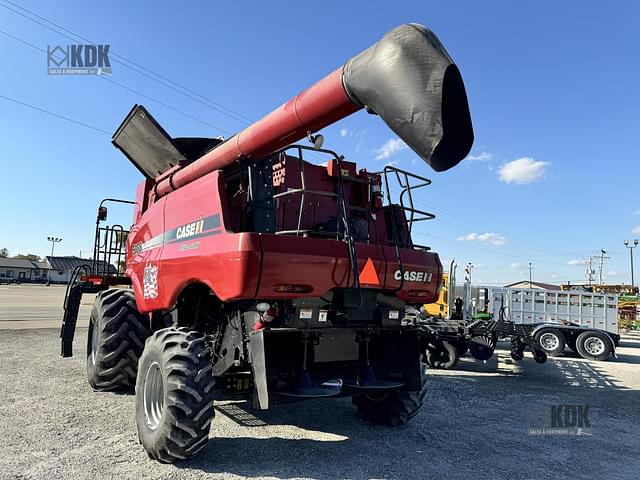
[0,249,42,261]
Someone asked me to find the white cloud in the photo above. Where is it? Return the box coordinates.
[498,157,550,184]
[466,151,493,161]
[375,138,408,160]
[567,259,585,265]
[606,270,619,277]
[457,232,508,246]
[632,226,640,235]
[339,128,350,138]
[510,262,521,269]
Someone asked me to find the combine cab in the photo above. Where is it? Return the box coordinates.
[60,23,475,462]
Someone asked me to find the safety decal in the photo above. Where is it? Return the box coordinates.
[358,257,380,285]
[143,264,159,299]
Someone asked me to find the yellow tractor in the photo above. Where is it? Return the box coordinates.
[423,272,450,318]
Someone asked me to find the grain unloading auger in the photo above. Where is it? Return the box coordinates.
[112,23,473,190]
[60,23,474,463]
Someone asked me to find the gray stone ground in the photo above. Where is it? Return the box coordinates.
[0,284,639,479]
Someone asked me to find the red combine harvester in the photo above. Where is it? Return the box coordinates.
[60,23,473,462]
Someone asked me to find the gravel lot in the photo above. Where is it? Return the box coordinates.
[0,285,639,480]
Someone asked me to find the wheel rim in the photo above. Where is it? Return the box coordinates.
[584,337,605,356]
[90,320,100,366]
[143,362,164,430]
[539,332,559,351]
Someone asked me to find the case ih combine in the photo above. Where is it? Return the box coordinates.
[60,24,475,462]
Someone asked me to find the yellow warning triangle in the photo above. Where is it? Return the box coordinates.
[359,257,380,285]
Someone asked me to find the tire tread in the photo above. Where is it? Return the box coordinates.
[87,289,150,391]
[136,327,216,463]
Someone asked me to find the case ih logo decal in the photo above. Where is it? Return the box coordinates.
[143,264,159,299]
[176,219,205,240]
[393,269,433,283]
[132,214,221,255]
[166,215,220,244]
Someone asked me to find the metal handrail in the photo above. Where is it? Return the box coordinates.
[269,145,360,289]
[374,165,435,292]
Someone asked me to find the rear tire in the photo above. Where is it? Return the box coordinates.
[87,289,150,391]
[135,327,216,463]
[575,330,612,361]
[354,364,427,426]
[535,328,565,357]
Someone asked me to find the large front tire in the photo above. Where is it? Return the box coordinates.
[87,289,150,391]
[353,365,427,426]
[135,328,216,463]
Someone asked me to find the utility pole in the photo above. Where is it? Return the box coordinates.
[465,262,473,284]
[528,262,533,288]
[624,239,638,291]
[586,257,595,286]
[597,249,610,286]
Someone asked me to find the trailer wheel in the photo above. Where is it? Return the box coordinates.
[135,327,216,463]
[354,365,427,426]
[87,289,150,391]
[426,341,458,369]
[575,330,612,361]
[534,328,565,357]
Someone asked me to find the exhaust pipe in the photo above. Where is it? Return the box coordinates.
[154,23,473,196]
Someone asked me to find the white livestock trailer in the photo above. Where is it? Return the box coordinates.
[490,288,620,361]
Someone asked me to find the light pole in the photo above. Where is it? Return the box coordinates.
[624,239,638,292]
[46,236,61,286]
[47,236,62,257]
[466,262,473,284]
[528,262,533,289]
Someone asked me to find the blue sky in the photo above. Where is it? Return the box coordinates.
[0,1,639,285]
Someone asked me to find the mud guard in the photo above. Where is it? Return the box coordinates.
[248,329,269,410]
